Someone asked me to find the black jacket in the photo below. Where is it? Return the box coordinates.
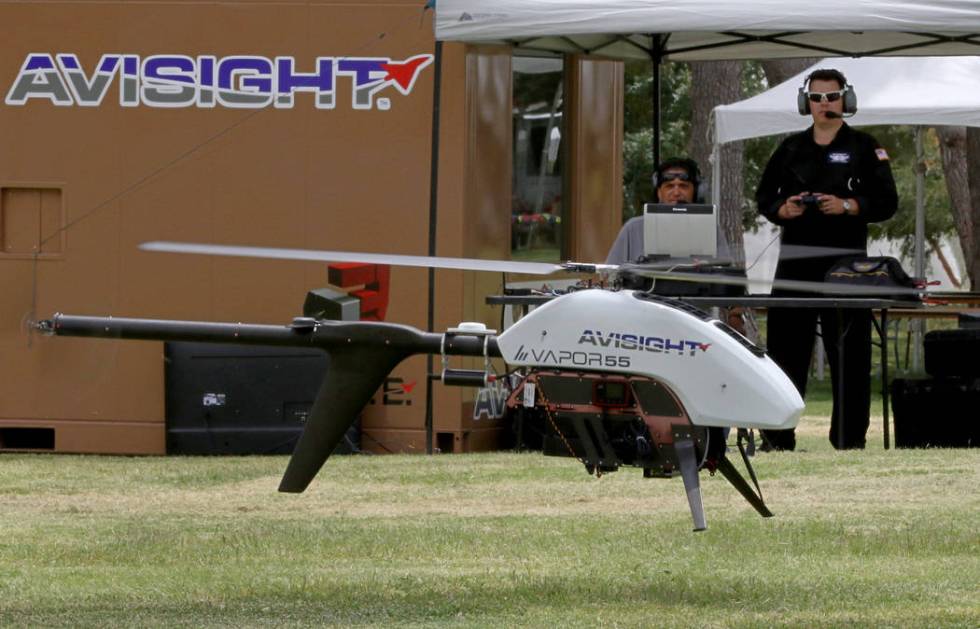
[756,124,898,262]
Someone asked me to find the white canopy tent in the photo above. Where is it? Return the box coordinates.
[434,0,980,162]
[714,56,980,145]
[435,0,980,60]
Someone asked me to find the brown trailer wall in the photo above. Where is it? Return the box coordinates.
[567,56,624,263]
[0,2,623,456]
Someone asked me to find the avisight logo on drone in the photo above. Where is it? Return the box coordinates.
[578,330,711,357]
[5,53,433,110]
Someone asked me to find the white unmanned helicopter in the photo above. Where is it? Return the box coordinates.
[39,241,921,531]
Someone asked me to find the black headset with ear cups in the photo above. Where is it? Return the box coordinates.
[797,69,858,116]
[652,157,707,202]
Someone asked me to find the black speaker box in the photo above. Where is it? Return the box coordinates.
[891,377,979,448]
[924,328,980,378]
[164,342,359,455]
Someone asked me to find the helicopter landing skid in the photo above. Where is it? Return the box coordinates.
[716,445,773,519]
[675,436,707,531]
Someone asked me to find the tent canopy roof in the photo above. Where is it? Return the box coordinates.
[435,0,980,60]
[714,56,980,144]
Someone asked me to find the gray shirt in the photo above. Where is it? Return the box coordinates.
[605,216,733,265]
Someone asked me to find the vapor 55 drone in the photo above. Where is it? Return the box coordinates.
[38,241,920,531]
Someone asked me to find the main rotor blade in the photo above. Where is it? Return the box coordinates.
[141,241,565,275]
[776,244,867,260]
[624,266,923,297]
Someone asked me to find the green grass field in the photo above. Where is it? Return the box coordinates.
[2,377,978,627]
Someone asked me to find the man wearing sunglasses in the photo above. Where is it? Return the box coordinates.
[606,157,730,264]
[755,68,898,451]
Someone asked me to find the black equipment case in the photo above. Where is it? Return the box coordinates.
[164,342,358,455]
[890,377,979,448]
[924,328,980,378]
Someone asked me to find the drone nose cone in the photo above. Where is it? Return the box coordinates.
[723,353,804,430]
[763,369,805,430]
[682,346,804,431]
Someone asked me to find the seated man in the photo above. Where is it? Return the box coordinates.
[606,157,731,264]
[609,157,746,338]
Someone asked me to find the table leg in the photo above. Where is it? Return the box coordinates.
[836,307,845,451]
[881,308,890,449]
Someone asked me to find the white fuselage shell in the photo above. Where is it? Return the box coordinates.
[496,289,803,430]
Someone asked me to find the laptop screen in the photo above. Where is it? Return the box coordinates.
[642,203,717,258]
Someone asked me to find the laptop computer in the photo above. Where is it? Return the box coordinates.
[642,202,718,258]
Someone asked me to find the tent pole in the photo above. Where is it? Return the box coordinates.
[711,142,721,207]
[425,39,444,455]
[652,57,661,166]
[649,35,666,167]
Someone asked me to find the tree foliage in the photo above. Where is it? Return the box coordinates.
[622,61,690,219]
[863,127,955,255]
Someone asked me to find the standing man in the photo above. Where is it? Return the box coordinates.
[756,68,897,451]
[606,157,730,264]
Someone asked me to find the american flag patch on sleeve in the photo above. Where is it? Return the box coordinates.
[875,148,889,161]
